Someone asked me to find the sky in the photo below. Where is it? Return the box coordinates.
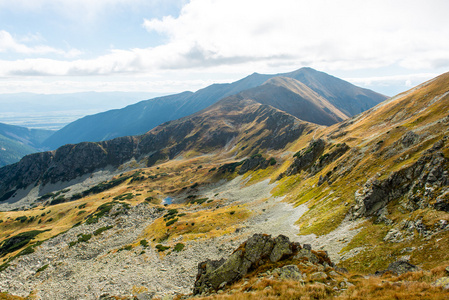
[0,0,448,97]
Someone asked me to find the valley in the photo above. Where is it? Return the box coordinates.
[0,69,448,299]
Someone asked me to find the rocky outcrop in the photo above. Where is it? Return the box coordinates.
[237,155,270,174]
[193,234,331,295]
[375,260,420,276]
[285,139,325,176]
[281,140,349,181]
[352,139,449,218]
[0,137,140,200]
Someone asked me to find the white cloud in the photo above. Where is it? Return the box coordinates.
[0,0,448,94]
[0,30,82,57]
[140,0,449,72]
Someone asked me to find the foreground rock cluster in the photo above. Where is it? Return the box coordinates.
[193,233,333,295]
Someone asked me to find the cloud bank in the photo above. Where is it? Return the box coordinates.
[0,0,448,94]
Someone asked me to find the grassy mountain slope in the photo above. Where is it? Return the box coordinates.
[0,123,53,148]
[286,67,387,116]
[42,68,386,150]
[272,71,449,273]
[239,76,349,125]
[0,73,446,299]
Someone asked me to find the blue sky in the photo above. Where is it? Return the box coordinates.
[0,0,448,96]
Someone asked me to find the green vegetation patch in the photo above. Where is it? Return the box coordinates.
[118,245,133,252]
[190,198,208,205]
[218,161,244,173]
[69,233,92,247]
[71,175,131,200]
[15,216,27,223]
[165,218,178,226]
[0,230,50,257]
[113,193,134,201]
[93,225,114,236]
[36,264,49,273]
[173,243,185,252]
[155,244,170,252]
[85,201,130,224]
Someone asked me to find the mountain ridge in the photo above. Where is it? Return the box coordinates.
[42,67,386,149]
[0,95,317,200]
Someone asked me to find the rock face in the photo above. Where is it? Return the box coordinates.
[237,155,270,175]
[193,234,331,295]
[285,139,325,176]
[352,140,449,218]
[375,260,420,276]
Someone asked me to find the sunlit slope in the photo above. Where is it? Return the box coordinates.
[273,71,449,272]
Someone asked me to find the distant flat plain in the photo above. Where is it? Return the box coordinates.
[0,91,165,130]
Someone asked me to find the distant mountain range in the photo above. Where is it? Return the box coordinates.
[0,123,54,167]
[0,68,386,168]
[0,67,388,196]
[42,67,387,149]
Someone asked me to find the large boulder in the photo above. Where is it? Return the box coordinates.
[375,260,420,276]
[193,234,311,295]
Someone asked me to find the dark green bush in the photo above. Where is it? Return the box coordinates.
[155,244,170,252]
[251,153,262,159]
[93,225,113,236]
[173,243,185,252]
[0,230,49,257]
[218,161,244,173]
[165,218,178,226]
[190,198,208,205]
[77,234,92,243]
[49,195,65,206]
[15,216,27,223]
[140,239,149,248]
[36,264,49,273]
[164,209,178,218]
[118,245,133,251]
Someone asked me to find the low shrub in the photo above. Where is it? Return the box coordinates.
[166,218,178,226]
[0,230,49,257]
[15,216,27,223]
[155,244,170,252]
[174,243,185,252]
[36,264,49,273]
[93,225,113,236]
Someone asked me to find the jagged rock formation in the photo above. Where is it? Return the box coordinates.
[285,139,326,176]
[352,139,449,218]
[375,260,420,276]
[279,139,351,182]
[193,234,331,295]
